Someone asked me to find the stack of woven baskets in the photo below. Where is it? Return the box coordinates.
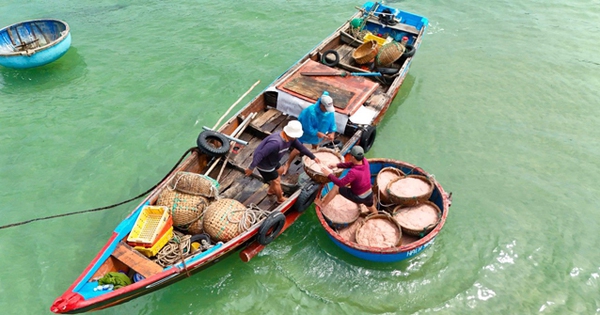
[156,171,219,235]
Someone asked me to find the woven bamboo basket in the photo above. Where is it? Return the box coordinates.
[375,41,405,67]
[352,40,379,64]
[392,201,441,237]
[302,148,343,184]
[386,175,434,207]
[355,213,402,248]
[320,194,360,230]
[156,189,209,229]
[202,198,250,242]
[373,166,405,207]
[168,171,219,199]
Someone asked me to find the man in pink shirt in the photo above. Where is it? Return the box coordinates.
[318,146,377,215]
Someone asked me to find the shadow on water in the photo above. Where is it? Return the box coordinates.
[0,46,87,94]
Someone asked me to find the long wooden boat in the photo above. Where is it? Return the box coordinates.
[316,158,451,262]
[0,19,71,69]
[51,2,428,313]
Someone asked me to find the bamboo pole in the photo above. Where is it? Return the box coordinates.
[211,80,261,130]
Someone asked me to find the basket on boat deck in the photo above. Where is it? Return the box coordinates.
[386,174,434,207]
[373,166,405,208]
[302,148,344,184]
[375,41,405,67]
[156,189,210,229]
[392,201,441,237]
[127,206,171,247]
[168,171,219,199]
[355,213,402,248]
[203,198,250,242]
[321,194,361,230]
[352,40,379,64]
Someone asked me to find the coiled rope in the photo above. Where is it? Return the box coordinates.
[227,204,270,234]
[0,147,198,230]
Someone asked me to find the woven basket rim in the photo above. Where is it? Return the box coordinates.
[302,148,344,184]
[392,200,441,236]
[385,174,434,205]
[355,213,402,247]
[352,39,379,64]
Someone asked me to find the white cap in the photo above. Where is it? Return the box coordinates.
[321,95,334,112]
[283,120,304,138]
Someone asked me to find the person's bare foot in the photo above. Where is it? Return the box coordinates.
[314,200,323,208]
[276,197,288,204]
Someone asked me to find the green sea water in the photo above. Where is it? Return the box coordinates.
[1,0,599,314]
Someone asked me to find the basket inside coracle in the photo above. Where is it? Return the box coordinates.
[320,194,360,230]
[355,213,402,248]
[372,166,406,208]
[385,174,434,207]
[392,201,441,237]
[352,39,379,64]
[375,41,405,67]
[302,148,343,184]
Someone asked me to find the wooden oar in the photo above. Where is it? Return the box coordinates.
[300,71,382,77]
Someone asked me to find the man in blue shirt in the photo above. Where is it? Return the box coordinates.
[245,120,320,203]
[283,91,337,174]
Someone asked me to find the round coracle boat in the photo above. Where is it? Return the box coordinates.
[0,19,71,69]
[316,158,451,262]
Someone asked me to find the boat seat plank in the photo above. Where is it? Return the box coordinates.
[220,175,255,199]
[232,136,262,167]
[261,113,289,133]
[242,184,270,206]
[228,177,266,202]
[217,168,244,195]
[112,242,163,279]
[251,108,281,128]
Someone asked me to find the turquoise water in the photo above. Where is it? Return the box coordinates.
[1,0,600,314]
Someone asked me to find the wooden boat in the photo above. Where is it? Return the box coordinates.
[51,2,428,313]
[0,19,71,69]
[315,158,451,263]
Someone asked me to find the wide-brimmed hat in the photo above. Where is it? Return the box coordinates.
[321,95,334,112]
[283,120,304,138]
[350,146,364,160]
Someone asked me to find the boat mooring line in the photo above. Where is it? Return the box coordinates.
[0,147,197,230]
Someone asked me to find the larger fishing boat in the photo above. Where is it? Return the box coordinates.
[51,2,428,313]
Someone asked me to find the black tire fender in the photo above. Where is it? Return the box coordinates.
[293,181,321,213]
[257,211,286,246]
[359,125,377,152]
[321,49,340,67]
[196,130,230,157]
[402,44,416,59]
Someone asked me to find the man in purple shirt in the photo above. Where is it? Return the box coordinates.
[245,120,320,203]
[318,146,377,215]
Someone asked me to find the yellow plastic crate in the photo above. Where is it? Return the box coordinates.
[127,205,170,246]
[364,33,386,46]
[134,227,173,257]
